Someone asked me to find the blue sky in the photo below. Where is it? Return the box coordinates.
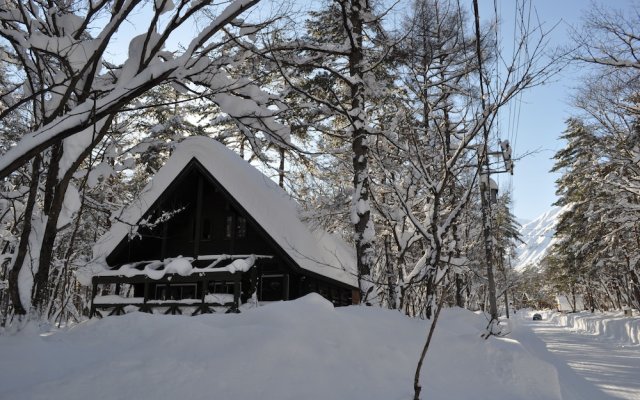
[480,0,637,221]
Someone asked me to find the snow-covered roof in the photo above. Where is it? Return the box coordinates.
[92,136,357,287]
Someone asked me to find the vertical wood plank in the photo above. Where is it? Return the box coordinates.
[193,175,204,258]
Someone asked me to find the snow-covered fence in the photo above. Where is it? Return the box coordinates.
[549,311,640,345]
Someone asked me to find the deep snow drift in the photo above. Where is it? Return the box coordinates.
[1,295,566,400]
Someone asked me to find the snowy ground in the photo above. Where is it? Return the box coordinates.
[511,310,640,400]
[1,296,638,400]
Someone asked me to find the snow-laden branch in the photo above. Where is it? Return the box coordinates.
[0,0,272,179]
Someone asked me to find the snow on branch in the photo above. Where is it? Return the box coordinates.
[0,0,284,180]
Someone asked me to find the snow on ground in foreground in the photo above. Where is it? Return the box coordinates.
[1,295,564,400]
[513,310,640,400]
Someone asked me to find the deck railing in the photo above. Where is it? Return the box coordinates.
[90,270,243,317]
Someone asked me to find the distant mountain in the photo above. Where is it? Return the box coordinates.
[514,206,568,271]
[516,218,532,227]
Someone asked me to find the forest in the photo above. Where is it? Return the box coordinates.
[0,0,638,346]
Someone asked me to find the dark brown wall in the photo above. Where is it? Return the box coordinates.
[108,166,273,265]
[106,160,356,305]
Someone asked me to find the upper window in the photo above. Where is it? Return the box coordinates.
[226,216,233,238]
[225,215,247,238]
[236,216,246,238]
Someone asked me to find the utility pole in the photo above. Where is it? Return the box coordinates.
[477,140,513,327]
[472,0,514,332]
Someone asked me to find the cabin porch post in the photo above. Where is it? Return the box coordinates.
[232,277,241,313]
[90,280,98,318]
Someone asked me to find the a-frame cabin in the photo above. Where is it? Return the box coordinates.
[89,137,359,316]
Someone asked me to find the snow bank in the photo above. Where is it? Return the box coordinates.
[0,297,564,400]
[548,311,640,345]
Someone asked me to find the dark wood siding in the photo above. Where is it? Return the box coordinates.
[104,159,357,306]
[107,166,275,264]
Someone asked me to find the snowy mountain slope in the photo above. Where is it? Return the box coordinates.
[515,206,568,271]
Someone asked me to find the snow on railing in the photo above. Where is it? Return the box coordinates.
[94,254,273,279]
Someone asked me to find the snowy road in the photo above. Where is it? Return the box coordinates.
[511,315,640,400]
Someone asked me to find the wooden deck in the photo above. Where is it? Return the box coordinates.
[90,270,243,317]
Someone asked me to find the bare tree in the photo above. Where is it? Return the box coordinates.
[397,0,561,397]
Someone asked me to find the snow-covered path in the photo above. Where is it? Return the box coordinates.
[511,314,640,400]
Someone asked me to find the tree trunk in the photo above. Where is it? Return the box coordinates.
[32,120,111,314]
[413,287,447,400]
[504,289,510,319]
[7,155,42,316]
[347,0,373,297]
[455,273,464,308]
[50,181,89,321]
[628,268,640,310]
[384,236,396,309]
[32,141,73,312]
[586,278,596,312]
[278,147,285,189]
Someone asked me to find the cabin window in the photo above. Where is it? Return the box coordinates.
[236,217,246,238]
[261,274,288,301]
[225,216,233,238]
[155,283,197,300]
[225,215,247,238]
